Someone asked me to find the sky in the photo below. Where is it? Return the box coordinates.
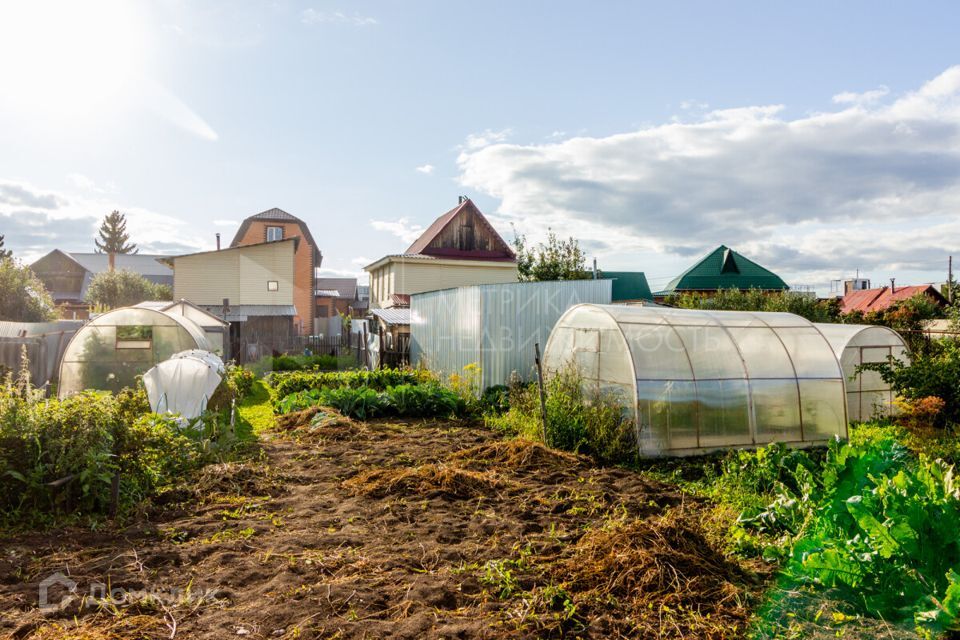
[1,1,959,295]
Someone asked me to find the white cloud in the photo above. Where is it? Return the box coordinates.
[351,256,372,266]
[832,85,890,105]
[213,219,239,226]
[456,66,960,288]
[370,218,424,245]
[415,164,435,175]
[463,128,512,151]
[0,178,207,262]
[301,9,377,27]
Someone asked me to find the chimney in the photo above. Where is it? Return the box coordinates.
[890,278,896,294]
[216,233,221,250]
[458,195,468,204]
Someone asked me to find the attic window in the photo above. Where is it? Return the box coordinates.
[266,226,284,242]
[267,280,279,292]
[721,248,740,274]
[116,325,152,349]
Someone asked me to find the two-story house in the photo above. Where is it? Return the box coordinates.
[230,208,322,335]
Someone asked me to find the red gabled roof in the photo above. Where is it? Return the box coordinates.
[841,284,946,314]
[404,198,516,261]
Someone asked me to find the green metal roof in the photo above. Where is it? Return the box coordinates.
[654,246,788,296]
[602,271,654,301]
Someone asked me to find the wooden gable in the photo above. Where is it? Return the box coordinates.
[407,199,515,260]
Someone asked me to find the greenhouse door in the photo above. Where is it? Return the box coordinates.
[572,329,600,391]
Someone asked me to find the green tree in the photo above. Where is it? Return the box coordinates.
[84,269,163,309]
[94,210,137,256]
[0,235,11,260]
[513,231,590,281]
[0,258,56,321]
[153,283,173,300]
[673,288,841,323]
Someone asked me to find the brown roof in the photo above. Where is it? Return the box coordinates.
[230,207,320,254]
[404,198,515,260]
[840,284,947,314]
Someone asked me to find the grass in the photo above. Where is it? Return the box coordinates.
[235,379,275,440]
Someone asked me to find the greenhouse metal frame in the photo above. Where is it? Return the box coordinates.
[58,307,212,398]
[814,323,910,423]
[543,304,849,457]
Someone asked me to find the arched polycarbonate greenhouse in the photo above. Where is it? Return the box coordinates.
[814,323,910,423]
[543,304,848,457]
[58,307,212,398]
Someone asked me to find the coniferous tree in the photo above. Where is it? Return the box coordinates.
[94,211,138,255]
[0,234,11,260]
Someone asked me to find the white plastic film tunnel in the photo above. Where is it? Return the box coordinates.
[543,304,849,457]
[814,323,910,422]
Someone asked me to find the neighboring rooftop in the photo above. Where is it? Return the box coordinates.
[370,307,411,326]
[654,245,788,296]
[66,252,174,278]
[603,271,653,301]
[840,284,948,315]
[402,198,516,262]
[315,277,358,300]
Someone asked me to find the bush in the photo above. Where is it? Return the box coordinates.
[671,288,840,323]
[859,338,960,426]
[274,382,464,420]
[84,269,170,309]
[270,368,430,409]
[272,354,337,371]
[0,257,56,322]
[486,367,636,465]
[0,373,239,522]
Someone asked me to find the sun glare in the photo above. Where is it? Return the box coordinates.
[0,1,147,117]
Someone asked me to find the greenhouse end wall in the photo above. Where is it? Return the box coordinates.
[543,304,849,457]
[410,279,612,388]
[814,323,910,423]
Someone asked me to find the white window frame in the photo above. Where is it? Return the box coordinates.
[266,226,284,242]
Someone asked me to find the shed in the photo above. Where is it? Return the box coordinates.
[58,307,211,398]
[814,323,910,422]
[603,271,654,302]
[543,304,847,457]
[410,279,612,388]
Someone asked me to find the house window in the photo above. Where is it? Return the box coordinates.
[267,280,279,291]
[116,325,152,349]
[266,226,284,242]
[317,305,329,318]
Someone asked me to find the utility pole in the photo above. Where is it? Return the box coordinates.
[949,256,954,304]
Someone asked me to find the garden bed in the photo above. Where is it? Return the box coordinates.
[0,412,764,639]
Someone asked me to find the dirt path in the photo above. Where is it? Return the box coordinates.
[1,411,764,639]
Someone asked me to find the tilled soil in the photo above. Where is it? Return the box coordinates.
[1,409,765,639]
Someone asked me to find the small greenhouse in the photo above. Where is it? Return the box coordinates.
[543,304,848,457]
[143,350,225,420]
[58,307,212,398]
[814,323,910,422]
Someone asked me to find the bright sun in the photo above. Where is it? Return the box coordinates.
[0,0,147,118]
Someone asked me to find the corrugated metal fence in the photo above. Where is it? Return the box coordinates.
[0,321,82,390]
[410,279,612,388]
